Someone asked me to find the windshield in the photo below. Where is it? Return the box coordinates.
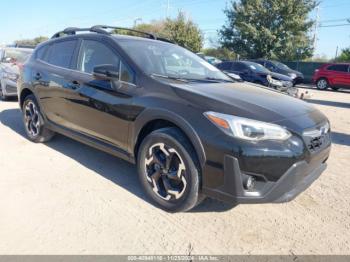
[244,61,270,74]
[118,39,232,82]
[3,49,32,63]
[273,61,291,70]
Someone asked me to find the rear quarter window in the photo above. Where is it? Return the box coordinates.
[327,64,349,72]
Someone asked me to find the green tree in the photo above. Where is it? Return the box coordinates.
[15,36,49,46]
[219,0,316,60]
[114,12,203,52]
[134,20,167,37]
[164,11,203,52]
[202,47,236,60]
[335,48,350,62]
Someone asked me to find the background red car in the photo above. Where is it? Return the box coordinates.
[313,63,350,91]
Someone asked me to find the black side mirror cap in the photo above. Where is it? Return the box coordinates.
[93,64,119,80]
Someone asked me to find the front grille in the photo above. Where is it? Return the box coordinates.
[303,123,331,153]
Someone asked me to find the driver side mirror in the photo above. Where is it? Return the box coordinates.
[93,64,119,80]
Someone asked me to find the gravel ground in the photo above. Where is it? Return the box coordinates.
[0,86,349,255]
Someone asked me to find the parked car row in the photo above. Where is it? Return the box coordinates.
[9,25,331,212]
[0,47,33,100]
[313,63,350,91]
[217,60,299,97]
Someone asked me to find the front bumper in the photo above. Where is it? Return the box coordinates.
[293,76,304,85]
[202,145,330,204]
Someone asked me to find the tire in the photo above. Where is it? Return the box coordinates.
[22,94,55,143]
[137,127,203,212]
[0,84,8,101]
[316,78,329,90]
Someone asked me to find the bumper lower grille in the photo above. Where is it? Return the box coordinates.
[303,123,331,153]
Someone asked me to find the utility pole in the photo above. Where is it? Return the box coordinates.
[313,6,320,51]
[335,46,339,59]
[133,18,142,28]
[166,0,170,18]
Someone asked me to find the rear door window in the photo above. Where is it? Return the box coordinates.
[232,63,247,71]
[218,62,232,70]
[327,64,349,72]
[47,40,77,68]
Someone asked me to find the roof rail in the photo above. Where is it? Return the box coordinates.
[51,25,175,44]
[93,25,157,40]
[51,26,109,39]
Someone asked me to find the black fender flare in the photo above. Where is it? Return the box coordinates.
[130,108,206,168]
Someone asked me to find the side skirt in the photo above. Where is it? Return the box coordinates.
[47,121,135,164]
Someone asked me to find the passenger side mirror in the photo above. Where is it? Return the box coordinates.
[93,64,119,80]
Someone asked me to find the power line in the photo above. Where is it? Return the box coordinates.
[320,17,350,23]
[319,23,350,28]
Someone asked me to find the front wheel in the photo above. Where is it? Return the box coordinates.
[137,127,203,212]
[22,94,55,143]
[0,84,8,101]
[316,78,329,90]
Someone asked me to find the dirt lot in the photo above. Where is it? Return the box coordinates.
[0,86,349,255]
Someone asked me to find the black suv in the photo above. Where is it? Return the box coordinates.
[18,26,331,212]
[251,59,304,86]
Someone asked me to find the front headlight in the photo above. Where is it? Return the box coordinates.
[267,75,282,87]
[204,112,291,141]
[288,73,297,79]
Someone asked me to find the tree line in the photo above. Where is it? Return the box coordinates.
[14,0,349,62]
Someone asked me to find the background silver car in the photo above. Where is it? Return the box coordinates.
[0,47,33,100]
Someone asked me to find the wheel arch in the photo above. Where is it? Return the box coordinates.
[19,88,34,109]
[132,109,206,168]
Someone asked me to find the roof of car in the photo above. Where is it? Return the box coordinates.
[1,47,33,52]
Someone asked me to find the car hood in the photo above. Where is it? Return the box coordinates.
[1,63,19,75]
[278,67,303,77]
[171,81,326,132]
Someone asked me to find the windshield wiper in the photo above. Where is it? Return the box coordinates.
[151,74,189,83]
[204,77,233,83]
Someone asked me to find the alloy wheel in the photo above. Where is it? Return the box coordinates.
[24,101,41,137]
[145,143,187,201]
[317,79,328,90]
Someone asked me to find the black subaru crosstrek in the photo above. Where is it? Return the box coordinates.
[18,26,331,212]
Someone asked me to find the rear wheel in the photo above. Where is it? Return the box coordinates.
[22,94,55,143]
[137,127,203,212]
[316,78,329,90]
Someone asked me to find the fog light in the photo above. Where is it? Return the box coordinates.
[243,175,255,190]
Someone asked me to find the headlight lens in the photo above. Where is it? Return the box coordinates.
[267,75,283,87]
[204,112,291,141]
[288,73,297,79]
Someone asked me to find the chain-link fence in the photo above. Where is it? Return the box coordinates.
[282,61,328,84]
